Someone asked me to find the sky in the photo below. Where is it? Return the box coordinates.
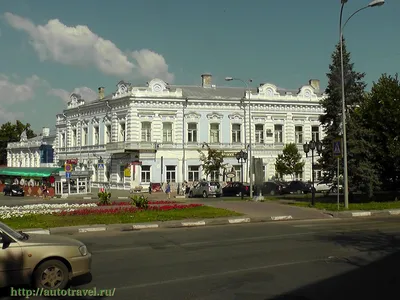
[0,0,398,131]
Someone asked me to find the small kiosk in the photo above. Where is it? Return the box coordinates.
[55,170,92,196]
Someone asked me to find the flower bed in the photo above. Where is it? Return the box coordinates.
[58,204,203,216]
[98,200,177,206]
[0,203,97,219]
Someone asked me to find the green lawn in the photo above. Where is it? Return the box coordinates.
[3,206,242,229]
[287,201,400,211]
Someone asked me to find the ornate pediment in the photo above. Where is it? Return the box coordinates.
[113,80,131,99]
[228,113,244,121]
[185,112,201,120]
[103,115,111,124]
[258,83,278,97]
[91,116,99,125]
[206,112,223,121]
[148,79,168,92]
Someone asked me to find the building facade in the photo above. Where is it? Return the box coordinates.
[7,127,57,168]
[54,74,326,190]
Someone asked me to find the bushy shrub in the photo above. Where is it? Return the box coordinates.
[98,191,111,205]
[130,194,148,209]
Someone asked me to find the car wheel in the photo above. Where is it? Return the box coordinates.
[189,191,193,198]
[331,187,338,193]
[270,190,275,196]
[202,191,208,198]
[216,194,221,198]
[33,259,69,290]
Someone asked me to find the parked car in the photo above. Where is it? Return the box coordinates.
[281,181,312,194]
[188,181,222,198]
[314,181,342,193]
[222,182,253,197]
[257,181,285,196]
[0,221,92,290]
[3,184,25,196]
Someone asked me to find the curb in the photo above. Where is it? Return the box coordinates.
[21,215,295,235]
[20,210,400,235]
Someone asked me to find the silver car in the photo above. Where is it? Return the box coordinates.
[188,181,222,198]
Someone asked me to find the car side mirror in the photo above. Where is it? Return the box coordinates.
[0,232,12,249]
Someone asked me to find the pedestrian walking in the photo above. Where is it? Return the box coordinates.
[165,181,171,199]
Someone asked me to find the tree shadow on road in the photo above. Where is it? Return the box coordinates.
[269,230,400,300]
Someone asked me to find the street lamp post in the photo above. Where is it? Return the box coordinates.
[225,77,254,198]
[239,99,248,182]
[182,98,188,189]
[303,140,323,206]
[235,150,248,200]
[339,0,384,209]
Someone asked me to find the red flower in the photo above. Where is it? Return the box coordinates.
[97,200,177,206]
[56,204,203,216]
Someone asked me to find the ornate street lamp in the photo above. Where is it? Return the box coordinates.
[303,140,323,206]
[235,149,248,200]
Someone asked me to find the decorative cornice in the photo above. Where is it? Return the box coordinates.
[206,112,223,121]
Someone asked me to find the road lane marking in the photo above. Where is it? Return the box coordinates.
[132,224,159,229]
[228,218,251,224]
[117,258,327,290]
[78,227,107,233]
[181,221,206,227]
[352,212,372,217]
[271,215,293,221]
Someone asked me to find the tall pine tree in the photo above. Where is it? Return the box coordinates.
[319,39,366,183]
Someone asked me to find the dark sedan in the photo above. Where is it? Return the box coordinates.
[222,182,252,197]
[281,181,312,194]
[256,181,286,196]
[3,184,25,196]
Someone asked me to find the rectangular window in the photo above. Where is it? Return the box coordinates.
[187,123,197,142]
[119,123,126,142]
[119,165,125,183]
[188,165,200,182]
[262,165,267,181]
[274,125,283,143]
[232,124,241,143]
[210,170,219,181]
[255,124,264,143]
[312,126,320,142]
[141,166,151,183]
[234,165,241,181]
[163,122,173,142]
[141,122,152,142]
[295,126,303,144]
[295,171,303,180]
[81,127,88,146]
[72,129,77,147]
[166,165,176,182]
[105,125,112,143]
[210,123,220,143]
[93,126,99,145]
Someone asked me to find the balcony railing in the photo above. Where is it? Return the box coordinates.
[56,141,288,155]
[7,140,43,149]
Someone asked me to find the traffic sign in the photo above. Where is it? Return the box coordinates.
[333,139,342,158]
[66,172,71,179]
[97,163,104,170]
[65,164,72,172]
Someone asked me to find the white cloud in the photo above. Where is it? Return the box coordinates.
[0,74,46,103]
[48,86,97,103]
[131,49,175,83]
[4,12,174,82]
[0,109,24,122]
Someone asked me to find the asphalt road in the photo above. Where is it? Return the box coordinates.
[3,217,400,300]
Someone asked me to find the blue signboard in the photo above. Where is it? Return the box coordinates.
[66,172,71,179]
[98,163,104,170]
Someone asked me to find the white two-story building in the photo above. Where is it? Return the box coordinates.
[7,127,57,168]
[55,74,326,190]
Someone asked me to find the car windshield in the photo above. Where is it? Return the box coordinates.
[0,222,24,241]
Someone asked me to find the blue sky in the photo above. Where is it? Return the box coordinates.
[0,0,398,131]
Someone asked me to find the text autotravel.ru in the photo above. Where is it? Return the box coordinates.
[10,287,116,298]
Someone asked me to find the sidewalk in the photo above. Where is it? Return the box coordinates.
[188,200,333,220]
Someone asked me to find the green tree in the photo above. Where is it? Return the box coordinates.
[0,121,36,165]
[318,39,367,182]
[197,143,227,179]
[359,74,400,190]
[275,143,305,179]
